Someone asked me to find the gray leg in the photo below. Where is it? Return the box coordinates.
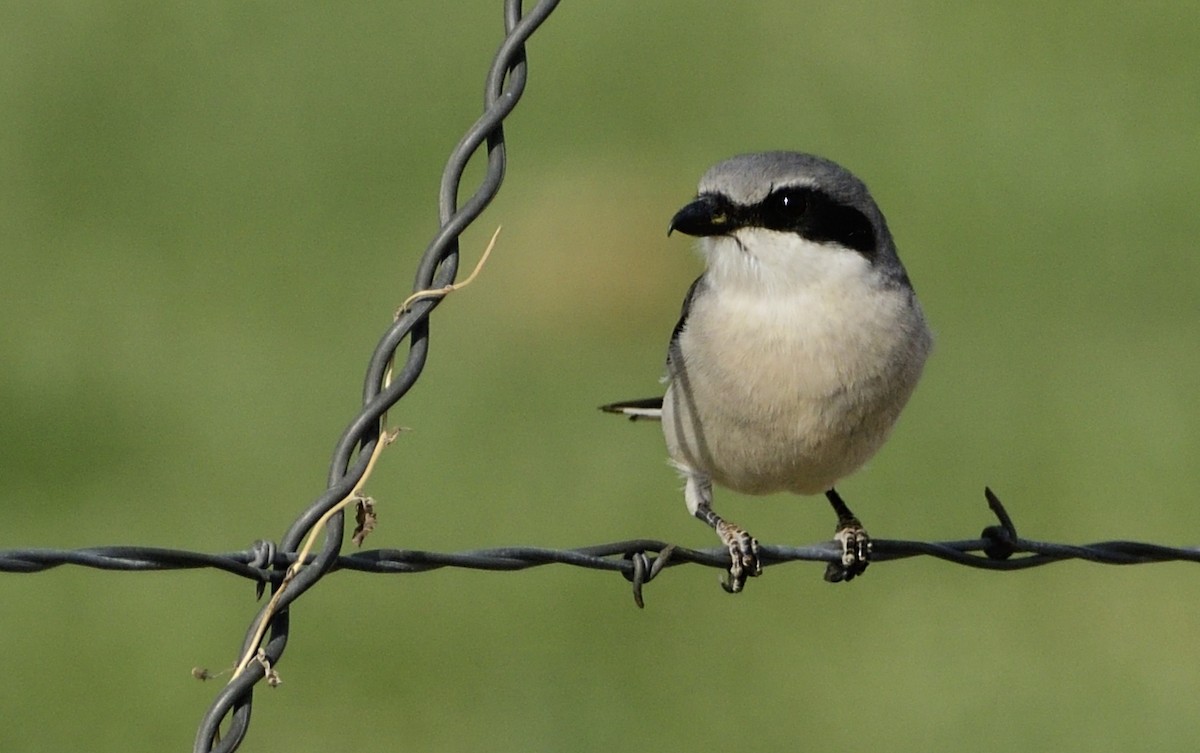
[684,471,761,593]
[824,488,870,582]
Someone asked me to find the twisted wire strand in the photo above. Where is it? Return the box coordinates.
[6,492,1199,582]
[184,2,562,751]
[5,493,1200,616]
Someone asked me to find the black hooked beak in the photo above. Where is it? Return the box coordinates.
[668,194,737,237]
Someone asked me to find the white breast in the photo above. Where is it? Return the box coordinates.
[662,233,931,495]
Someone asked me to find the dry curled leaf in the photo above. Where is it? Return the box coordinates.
[353,496,377,547]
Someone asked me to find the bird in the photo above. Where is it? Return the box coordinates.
[601,151,932,593]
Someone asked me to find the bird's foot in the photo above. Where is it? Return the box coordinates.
[715,520,761,593]
[824,517,870,583]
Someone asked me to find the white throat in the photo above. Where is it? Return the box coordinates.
[700,229,879,299]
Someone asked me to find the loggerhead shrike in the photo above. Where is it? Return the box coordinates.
[602,151,932,593]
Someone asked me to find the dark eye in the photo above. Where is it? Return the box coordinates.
[761,187,810,230]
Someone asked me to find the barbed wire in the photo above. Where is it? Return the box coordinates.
[6,491,1200,601]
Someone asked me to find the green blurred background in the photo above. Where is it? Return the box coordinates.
[2,2,1199,751]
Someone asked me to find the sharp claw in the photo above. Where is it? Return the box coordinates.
[715,521,761,594]
[825,520,871,583]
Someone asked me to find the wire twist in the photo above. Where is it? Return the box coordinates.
[186,2,562,750]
